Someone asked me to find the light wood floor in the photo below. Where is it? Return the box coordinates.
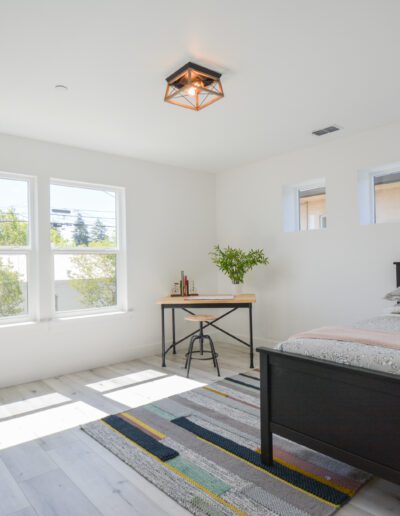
[0,343,398,515]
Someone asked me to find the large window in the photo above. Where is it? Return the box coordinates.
[374,172,400,224]
[0,173,35,323]
[50,181,125,316]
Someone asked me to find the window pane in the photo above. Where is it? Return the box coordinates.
[299,190,327,231]
[0,177,29,246]
[374,174,400,223]
[0,254,27,318]
[54,254,117,312]
[50,184,117,248]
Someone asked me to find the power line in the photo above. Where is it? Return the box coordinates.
[51,222,116,229]
[51,208,115,214]
[0,220,29,223]
[51,215,116,221]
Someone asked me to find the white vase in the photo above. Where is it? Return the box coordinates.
[232,282,243,295]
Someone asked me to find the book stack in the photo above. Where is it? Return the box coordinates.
[171,271,198,297]
[181,270,189,296]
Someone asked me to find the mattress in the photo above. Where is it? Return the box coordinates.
[277,315,400,376]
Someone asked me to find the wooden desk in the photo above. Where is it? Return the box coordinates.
[156,294,256,368]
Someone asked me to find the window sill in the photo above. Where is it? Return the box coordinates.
[285,228,328,234]
[373,220,400,226]
[53,309,132,322]
[0,320,36,329]
[0,310,133,329]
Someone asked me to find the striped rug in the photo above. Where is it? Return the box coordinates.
[82,371,370,515]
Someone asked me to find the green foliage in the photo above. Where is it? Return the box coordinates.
[0,257,24,317]
[209,245,269,284]
[68,252,116,308]
[0,209,26,317]
[85,237,113,250]
[0,208,28,246]
[50,212,116,309]
[73,212,89,246]
[50,215,114,248]
[50,226,68,247]
[91,218,107,242]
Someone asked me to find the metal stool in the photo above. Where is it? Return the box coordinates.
[184,314,220,378]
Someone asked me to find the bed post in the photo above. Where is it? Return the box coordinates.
[395,262,400,288]
[259,350,273,465]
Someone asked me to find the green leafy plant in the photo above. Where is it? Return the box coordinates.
[209,245,269,284]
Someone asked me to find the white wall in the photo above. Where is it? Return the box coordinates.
[0,133,216,387]
[216,122,400,346]
[3,121,400,386]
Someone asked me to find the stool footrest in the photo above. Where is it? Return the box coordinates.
[185,350,219,361]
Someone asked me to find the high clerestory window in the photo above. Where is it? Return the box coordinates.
[358,165,400,225]
[283,179,327,232]
[374,172,400,224]
[299,187,327,231]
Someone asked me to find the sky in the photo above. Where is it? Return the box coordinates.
[50,184,116,242]
[0,177,28,219]
[0,177,116,230]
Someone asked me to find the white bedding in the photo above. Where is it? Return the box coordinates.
[277,315,400,376]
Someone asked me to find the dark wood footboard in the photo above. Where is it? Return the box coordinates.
[257,347,400,485]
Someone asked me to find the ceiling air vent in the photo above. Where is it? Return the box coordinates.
[312,125,341,136]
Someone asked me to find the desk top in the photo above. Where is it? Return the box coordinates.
[156,294,256,305]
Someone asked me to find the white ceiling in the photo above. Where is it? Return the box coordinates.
[1,0,400,172]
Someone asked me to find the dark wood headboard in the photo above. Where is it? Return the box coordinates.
[395,262,400,287]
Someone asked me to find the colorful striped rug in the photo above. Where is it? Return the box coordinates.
[82,371,370,515]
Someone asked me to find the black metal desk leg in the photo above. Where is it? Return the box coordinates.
[172,308,176,354]
[249,304,254,368]
[161,305,166,367]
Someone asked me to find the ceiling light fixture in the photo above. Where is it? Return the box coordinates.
[164,62,224,111]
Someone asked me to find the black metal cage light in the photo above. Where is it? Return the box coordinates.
[164,62,224,111]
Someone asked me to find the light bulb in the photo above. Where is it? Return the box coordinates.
[187,86,196,96]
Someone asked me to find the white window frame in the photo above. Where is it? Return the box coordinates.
[50,178,127,319]
[358,162,400,225]
[0,171,38,325]
[283,178,327,233]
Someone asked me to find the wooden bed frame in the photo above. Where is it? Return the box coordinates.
[257,262,400,485]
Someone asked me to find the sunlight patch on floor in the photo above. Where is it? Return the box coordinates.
[105,375,206,407]
[0,392,71,419]
[0,401,107,450]
[86,369,167,393]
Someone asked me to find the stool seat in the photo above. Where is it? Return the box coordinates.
[185,314,216,323]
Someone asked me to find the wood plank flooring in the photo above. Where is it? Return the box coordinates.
[0,343,397,515]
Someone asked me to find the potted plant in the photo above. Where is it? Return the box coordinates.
[209,245,269,294]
